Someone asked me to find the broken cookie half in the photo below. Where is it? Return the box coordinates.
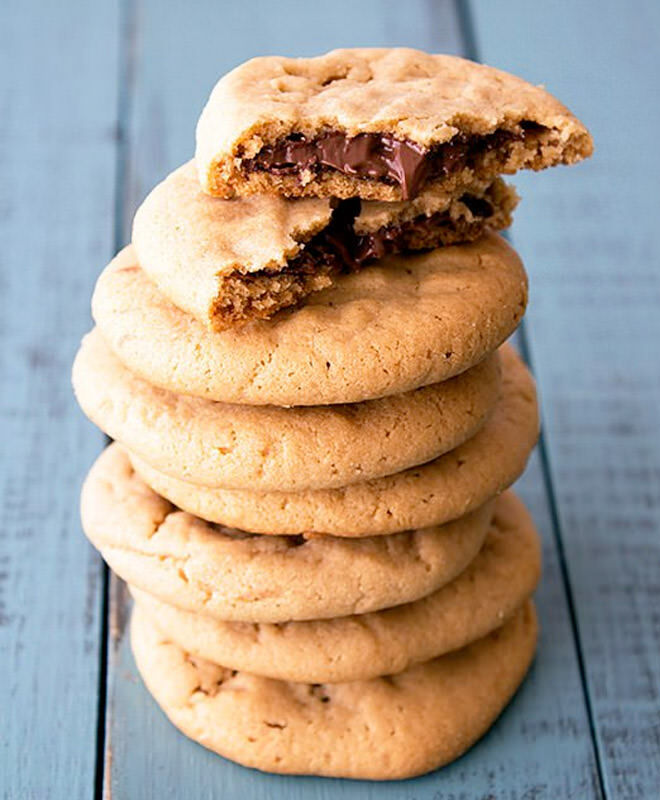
[195,48,593,202]
[133,160,517,331]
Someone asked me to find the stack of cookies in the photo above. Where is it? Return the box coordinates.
[73,49,591,780]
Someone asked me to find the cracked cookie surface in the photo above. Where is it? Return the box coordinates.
[130,344,538,536]
[92,232,527,406]
[132,490,540,683]
[131,600,538,779]
[195,47,592,201]
[73,329,501,492]
[81,444,493,623]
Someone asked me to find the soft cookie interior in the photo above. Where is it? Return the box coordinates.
[211,179,517,329]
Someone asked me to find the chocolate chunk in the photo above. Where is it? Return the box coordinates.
[459,194,494,218]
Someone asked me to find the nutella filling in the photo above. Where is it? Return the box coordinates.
[244,126,538,199]
[288,194,494,275]
[215,191,505,325]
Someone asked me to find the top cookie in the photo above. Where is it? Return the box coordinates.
[196,48,592,201]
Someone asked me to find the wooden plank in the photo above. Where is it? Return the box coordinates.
[0,1,119,798]
[104,1,600,796]
[470,0,660,796]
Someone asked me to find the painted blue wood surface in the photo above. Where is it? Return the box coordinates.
[2,0,656,796]
[471,0,660,796]
[0,1,119,798]
[103,1,601,797]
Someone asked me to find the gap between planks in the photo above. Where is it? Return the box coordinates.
[95,0,139,796]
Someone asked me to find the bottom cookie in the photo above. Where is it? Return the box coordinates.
[131,600,537,780]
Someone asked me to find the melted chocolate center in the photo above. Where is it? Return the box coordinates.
[244,128,528,199]
[288,193,494,276]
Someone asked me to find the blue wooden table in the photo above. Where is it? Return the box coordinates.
[2,1,659,797]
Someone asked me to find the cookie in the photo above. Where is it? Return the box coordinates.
[73,329,500,492]
[133,160,517,329]
[131,600,537,779]
[195,48,592,201]
[132,490,540,683]
[92,232,527,406]
[81,444,493,623]
[130,343,538,536]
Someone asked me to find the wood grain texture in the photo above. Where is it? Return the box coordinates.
[471,0,660,796]
[103,1,601,797]
[0,1,119,797]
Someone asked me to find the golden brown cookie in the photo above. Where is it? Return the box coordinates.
[195,48,592,201]
[130,601,538,779]
[132,490,540,683]
[92,233,527,406]
[130,344,538,536]
[73,329,500,492]
[81,444,493,623]
[133,160,516,329]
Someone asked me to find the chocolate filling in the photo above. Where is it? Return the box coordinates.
[243,125,540,199]
[288,193,495,274]
[214,191,503,326]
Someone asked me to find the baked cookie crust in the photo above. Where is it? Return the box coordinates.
[130,344,538,536]
[81,444,494,623]
[131,601,538,779]
[92,233,527,406]
[133,161,516,329]
[196,48,592,201]
[73,329,501,492]
[132,491,541,683]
